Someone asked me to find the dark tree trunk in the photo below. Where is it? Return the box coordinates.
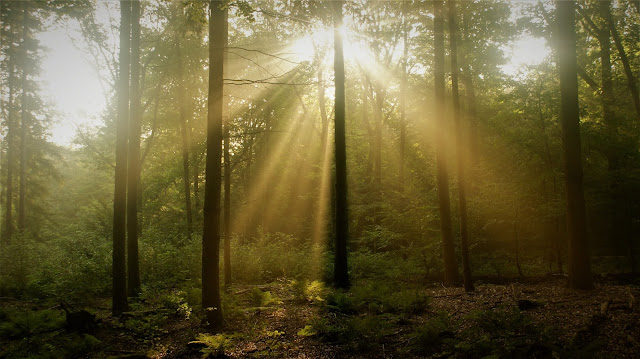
[113,0,131,316]
[18,1,28,232]
[333,0,350,290]
[555,0,592,289]
[448,0,473,292]
[223,9,231,291]
[127,0,141,297]
[514,207,524,278]
[434,0,459,286]
[202,0,225,329]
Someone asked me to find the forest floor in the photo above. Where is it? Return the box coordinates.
[1,275,639,358]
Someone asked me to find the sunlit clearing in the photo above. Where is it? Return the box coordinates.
[501,36,549,77]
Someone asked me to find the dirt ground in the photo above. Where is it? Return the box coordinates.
[96,276,640,359]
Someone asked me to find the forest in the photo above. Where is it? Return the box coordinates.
[0,0,639,358]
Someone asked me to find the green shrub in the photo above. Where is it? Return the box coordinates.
[412,313,457,355]
[249,288,281,307]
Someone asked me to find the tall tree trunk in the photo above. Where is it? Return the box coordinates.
[18,0,28,232]
[399,1,408,192]
[113,0,131,316]
[223,9,232,291]
[373,86,383,189]
[202,0,225,329]
[127,0,141,297]
[448,0,473,292]
[3,64,15,243]
[333,0,350,289]
[177,41,193,242]
[537,80,563,274]
[434,0,459,286]
[460,8,479,160]
[555,0,592,289]
[317,51,329,151]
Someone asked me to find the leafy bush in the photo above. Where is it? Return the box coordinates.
[231,231,327,283]
[412,313,457,355]
[249,288,281,307]
[0,308,101,358]
[190,333,231,358]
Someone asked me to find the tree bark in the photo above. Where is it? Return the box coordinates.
[399,1,408,192]
[555,0,592,289]
[448,0,473,292]
[113,0,131,316]
[202,0,225,329]
[127,0,141,297]
[223,9,232,291]
[18,0,28,232]
[333,0,350,290]
[3,63,15,243]
[434,0,459,286]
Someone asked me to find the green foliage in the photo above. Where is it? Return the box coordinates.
[123,312,169,340]
[412,313,457,356]
[289,279,327,303]
[231,231,327,283]
[249,288,281,307]
[0,308,65,339]
[190,333,231,358]
[0,308,100,358]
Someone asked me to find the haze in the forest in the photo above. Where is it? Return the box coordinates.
[1,0,639,358]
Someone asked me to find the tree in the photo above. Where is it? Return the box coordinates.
[202,0,226,328]
[333,0,349,289]
[223,8,231,290]
[18,0,29,232]
[113,0,131,316]
[555,0,592,290]
[433,0,459,285]
[447,0,473,292]
[127,0,141,297]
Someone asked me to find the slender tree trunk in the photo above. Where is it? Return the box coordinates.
[434,0,459,285]
[127,0,141,297]
[3,64,15,243]
[317,52,329,151]
[555,0,592,289]
[261,105,270,233]
[223,9,232,291]
[537,81,563,274]
[460,8,479,160]
[373,86,383,189]
[18,1,28,232]
[448,0,473,291]
[113,0,131,316]
[177,41,193,242]
[399,1,408,192]
[202,0,225,329]
[333,0,350,290]
[514,207,524,278]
